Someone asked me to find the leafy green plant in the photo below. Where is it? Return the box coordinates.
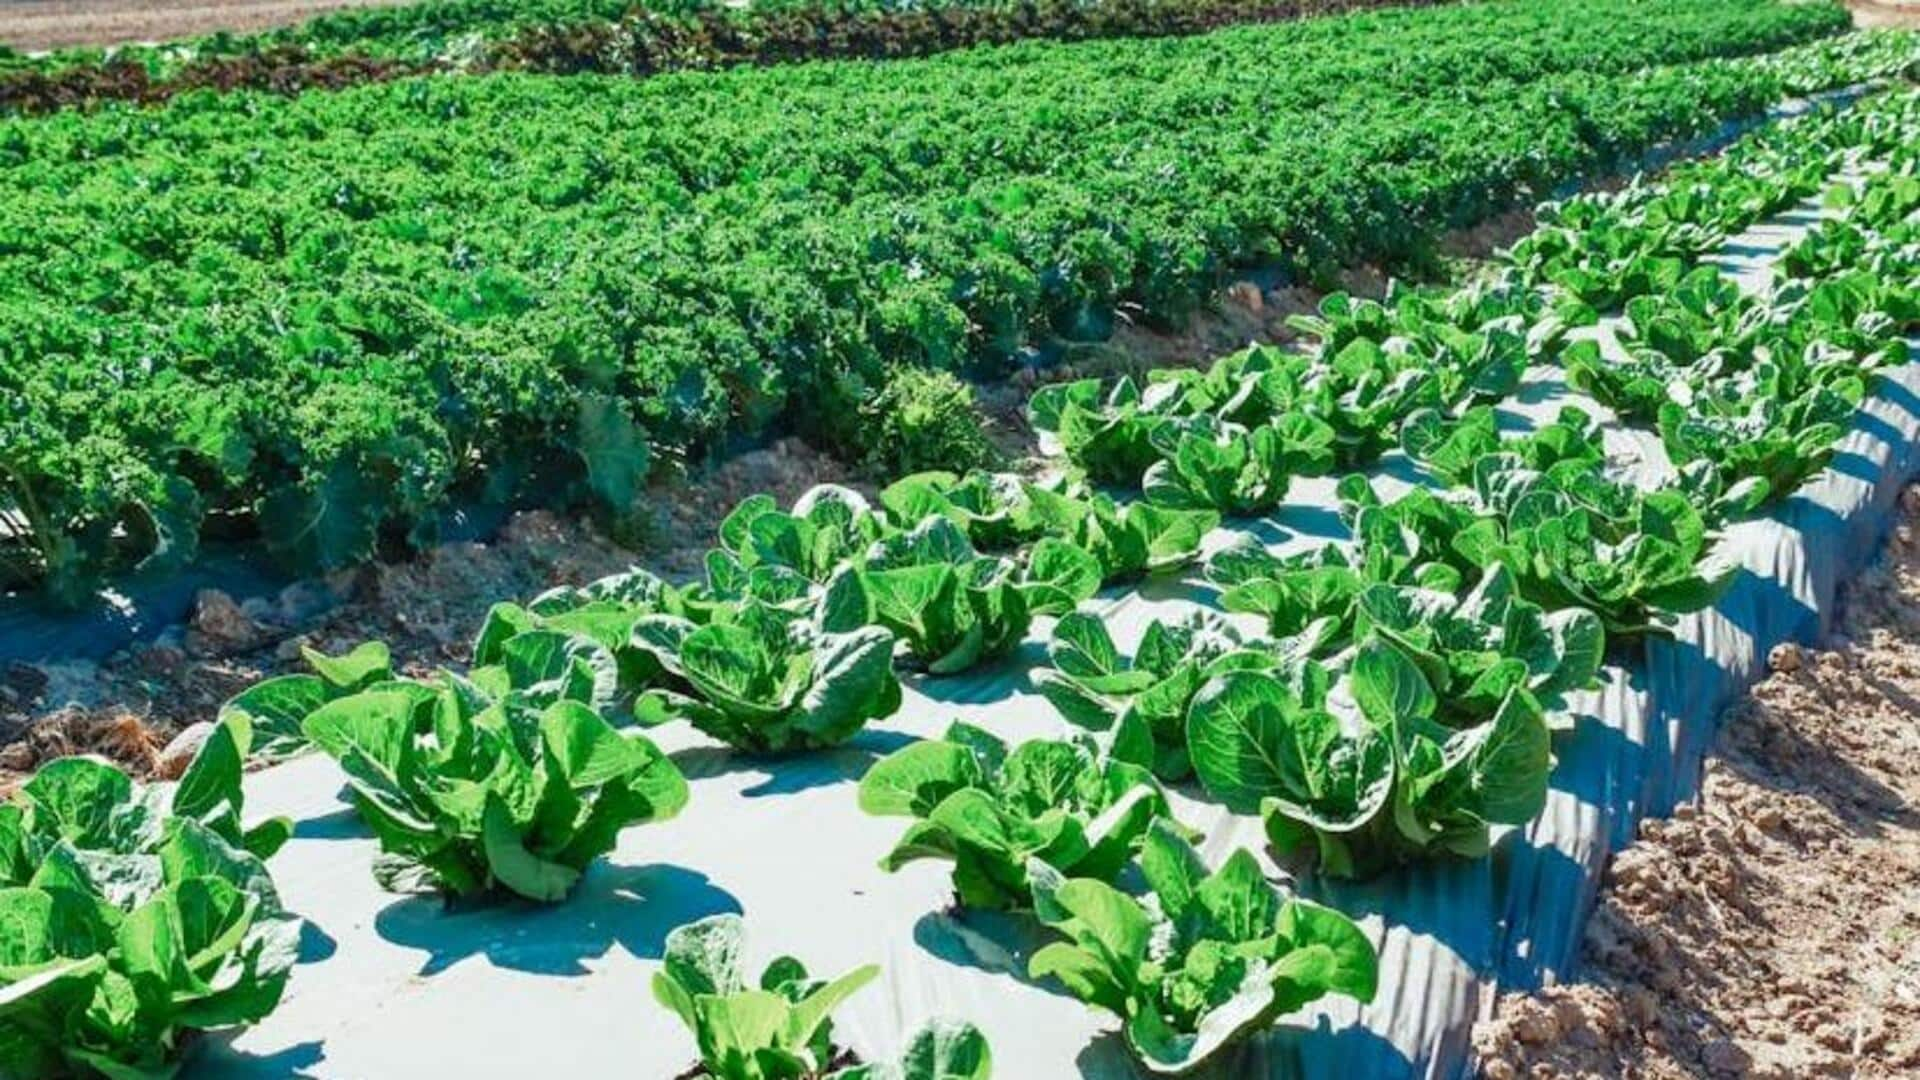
[858,722,1172,911]
[858,368,1002,479]
[1353,565,1604,727]
[1141,414,1335,517]
[301,660,688,901]
[0,715,297,1078]
[653,913,879,1080]
[1461,456,1740,639]
[835,1018,992,1080]
[1203,486,1471,659]
[1037,612,1273,781]
[632,594,903,752]
[216,640,394,756]
[1022,486,1217,585]
[1186,642,1552,878]
[714,486,891,587]
[1656,363,1866,506]
[1025,819,1377,1073]
[1029,377,1184,487]
[851,516,1098,673]
[881,471,1047,553]
[1399,404,1605,489]
[1279,336,1441,468]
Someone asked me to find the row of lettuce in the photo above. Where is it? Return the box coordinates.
[5,81,1913,1077]
[0,5,1888,609]
[0,0,1449,114]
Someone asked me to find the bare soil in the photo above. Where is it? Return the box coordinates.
[0,0,419,53]
[1472,487,1920,1080]
[1849,0,1920,31]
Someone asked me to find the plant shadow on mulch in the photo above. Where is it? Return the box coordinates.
[373,862,741,977]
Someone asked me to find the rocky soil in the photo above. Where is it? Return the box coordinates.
[1472,488,1920,1080]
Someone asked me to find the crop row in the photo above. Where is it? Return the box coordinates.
[0,4,1874,607]
[0,0,1450,115]
[6,78,1912,1077]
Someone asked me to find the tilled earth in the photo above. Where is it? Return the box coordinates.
[0,0,410,53]
[1472,488,1920,1079]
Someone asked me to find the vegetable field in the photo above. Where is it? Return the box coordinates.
[1,0,1918,1077]
[0,0,1877,604]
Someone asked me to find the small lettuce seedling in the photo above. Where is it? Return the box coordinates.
[302,662,687,901]
[1025,821,1377,1073]
[1187,642,1551,879]
[0,715,298,1078]
[858,722,1173,911]
[653,914,879,1080]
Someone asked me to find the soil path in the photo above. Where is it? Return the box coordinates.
[1850,0,1920,31]
[0,0,412,52]
[1473,487,1920,1079]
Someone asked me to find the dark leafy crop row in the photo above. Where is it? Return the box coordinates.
[0,1,1859,605]
[0,0,1446,115]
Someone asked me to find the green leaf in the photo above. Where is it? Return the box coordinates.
[300,641,392,692]
[480,795,580,902]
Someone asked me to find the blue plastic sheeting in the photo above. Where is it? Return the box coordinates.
[187,213,1920,1080]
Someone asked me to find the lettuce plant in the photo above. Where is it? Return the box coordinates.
[1562,337,1688,423]
[215,640,394,756]
[858,722,1172,911]
[1288,338,1440,468]
[835,1019,992,1080]
[1656,363,1865,507]
[1028,376,1184,486]
[714,485,890,585]
[1461,457,1739,639]
[1153,345,1310,430]
[1204,489,1470,658]
[1025,820,1377,1073]
[1186,643,1551,878]
[653,914,878,1080]
[0,716,298,1078]
[474,567,701,706]
[631,594,903,753]
[1022,485,1216,585]
[1353,565,1604,727]
[880,471,1049,552]
[852,516,1098,673]
[1399,404,1604,488]
[1037,612,1273,781]
[1141,414,1334,517]
[302,661,687,901]
[1286,277,1554,409]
